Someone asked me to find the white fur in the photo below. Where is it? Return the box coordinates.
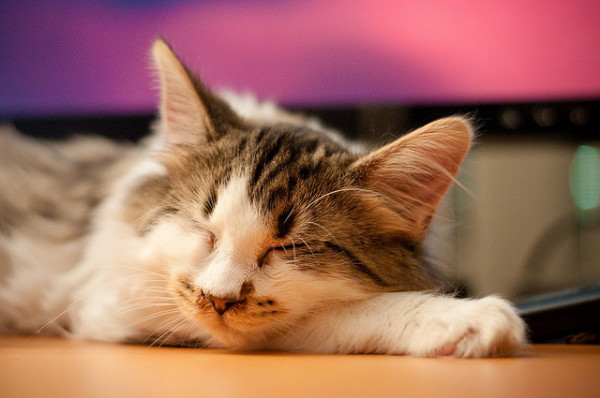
[65,153,197,342]
[197,176,263,298]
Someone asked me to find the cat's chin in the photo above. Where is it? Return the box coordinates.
[190,320,277,350]
[180,309,293,350]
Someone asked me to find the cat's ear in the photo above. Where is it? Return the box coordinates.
[151,39,243,147]
[351,116,473,237]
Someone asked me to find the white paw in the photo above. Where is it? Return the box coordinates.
[412,296,527,358]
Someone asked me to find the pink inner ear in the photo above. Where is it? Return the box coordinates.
[368,159,452,234]
[358,117,472,236]
[152,39,214,147]
[159,76,212,147]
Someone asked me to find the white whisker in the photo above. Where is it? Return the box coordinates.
[116,301,175,315]
[124,307,182,329]
[299,187,386,215]
[34,296,86,336]
[147,317,189,347]
[306,221,335,240]
[129,203,181,230]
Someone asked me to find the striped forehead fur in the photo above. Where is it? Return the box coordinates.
[125,124,349,230]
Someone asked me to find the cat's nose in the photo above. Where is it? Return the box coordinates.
[208,295,240,316]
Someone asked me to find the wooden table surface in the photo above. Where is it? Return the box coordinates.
[1,336,599,398]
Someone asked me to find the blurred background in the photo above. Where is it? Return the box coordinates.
[2,0,599,116]
[1,0,599,338]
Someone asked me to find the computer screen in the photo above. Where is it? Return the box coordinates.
[1,0,599,117]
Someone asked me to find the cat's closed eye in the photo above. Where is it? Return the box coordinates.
[259,243,307,267]
[206,231,217,252]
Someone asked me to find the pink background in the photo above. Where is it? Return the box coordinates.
[1,0,599,117]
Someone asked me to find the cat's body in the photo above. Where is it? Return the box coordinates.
[0,40,525,356]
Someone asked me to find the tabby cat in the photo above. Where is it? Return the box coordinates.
[0,39,525,357]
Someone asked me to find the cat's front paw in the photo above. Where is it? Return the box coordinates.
[437,297,526,358]
[410,296,526,358]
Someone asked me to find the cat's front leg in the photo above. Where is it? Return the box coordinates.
[288,292,526,357]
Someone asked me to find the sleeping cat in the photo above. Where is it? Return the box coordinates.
[0,39,525,357]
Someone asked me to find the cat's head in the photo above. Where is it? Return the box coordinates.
[122,39,472,347]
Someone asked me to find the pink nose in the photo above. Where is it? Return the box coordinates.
[208,296,239,316]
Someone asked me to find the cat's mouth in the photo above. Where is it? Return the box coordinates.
[171,276,289,334]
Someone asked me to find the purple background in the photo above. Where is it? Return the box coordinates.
[1,0,599,117]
